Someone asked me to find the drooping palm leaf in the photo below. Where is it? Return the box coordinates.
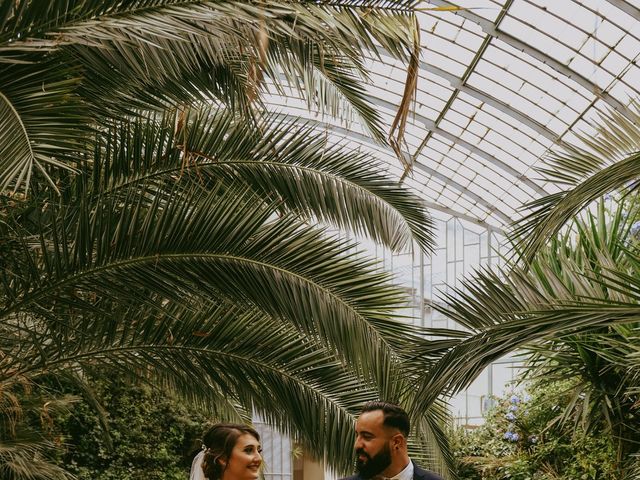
[0,384,75,480]
[79,108,435,253]
[513,102,640,261]
[0,58,91,193]
[4,298,382,473]
[0,2,440,477]
[0,153,441,474]
[0,0,420,193]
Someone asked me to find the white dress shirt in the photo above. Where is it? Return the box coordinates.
[376,460,413,480]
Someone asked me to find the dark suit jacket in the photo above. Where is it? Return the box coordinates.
[340,461,443,480]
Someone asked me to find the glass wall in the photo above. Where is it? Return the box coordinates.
[358,210,520,425]
[253,419,294,480]
[378,211,521,425]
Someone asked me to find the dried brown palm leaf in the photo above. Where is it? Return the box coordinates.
[247,9,270,104]
[390,16,420,178]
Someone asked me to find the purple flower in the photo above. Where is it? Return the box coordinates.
[503,431,519,442]
[631,221,640,236]
[505,412,517,421]
[508,405,518,412]
[510,395,521,404]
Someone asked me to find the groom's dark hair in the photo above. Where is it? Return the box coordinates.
[360,401,410,437]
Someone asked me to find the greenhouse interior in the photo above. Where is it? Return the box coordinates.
[1,1,639,479]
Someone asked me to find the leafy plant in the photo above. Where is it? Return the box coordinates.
[49,374,207,480]
[411,196,640,477]
[452,381,619,480]
[0,2,451,478]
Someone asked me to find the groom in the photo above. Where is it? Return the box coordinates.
[341,401,443,480]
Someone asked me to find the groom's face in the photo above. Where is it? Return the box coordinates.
[354,410,393,479]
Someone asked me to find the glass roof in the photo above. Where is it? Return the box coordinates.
[268,0,640,232]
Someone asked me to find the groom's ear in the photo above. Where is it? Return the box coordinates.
[391,433,404,450]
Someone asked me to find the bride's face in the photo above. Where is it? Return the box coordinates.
[221,433,262,480]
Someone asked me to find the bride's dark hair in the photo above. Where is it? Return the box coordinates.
[201,423,261,480]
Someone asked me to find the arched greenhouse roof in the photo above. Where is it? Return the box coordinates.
[267,0,640,233]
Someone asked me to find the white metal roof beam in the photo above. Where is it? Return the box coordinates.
[421,200,506,234]
[410,0,547,199]
[362,95,546,195]
[605,0,640,22]
[410,160,514,225]
[432,129,547,196]
[412,0,516,170]
[422,63,563,144]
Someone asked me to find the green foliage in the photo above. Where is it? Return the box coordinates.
[48,375,208,480]
[0,382,76,480]
[451,381,619,480]
[0,2,446,478]
[412,196,640,479]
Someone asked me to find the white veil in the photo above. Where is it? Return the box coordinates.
[189,450,206,480]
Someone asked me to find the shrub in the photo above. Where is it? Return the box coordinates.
[451,381,618,480]
[49,375,208,480]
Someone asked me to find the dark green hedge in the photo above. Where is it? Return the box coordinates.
[48,376,208,480]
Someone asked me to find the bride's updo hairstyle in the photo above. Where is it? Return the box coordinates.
[201,423,261,480]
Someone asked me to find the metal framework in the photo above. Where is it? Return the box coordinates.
[266,0,640,231]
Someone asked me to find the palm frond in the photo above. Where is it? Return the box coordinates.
[82,109,435,253]
[512,102,640,261]
[6,299,386,473]
[1,1,421,197]
[2,181,422,392]
[412,402,456,479]
[0,58,91,193]
[413,198,640,412]
[513,153,640,262]
[0,383,76,480]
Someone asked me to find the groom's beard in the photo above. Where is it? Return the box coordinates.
[355,444,392,479]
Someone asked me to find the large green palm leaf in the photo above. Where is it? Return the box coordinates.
[81,109,434,253]
[414,237,640,408]
[0,57,92,194]
[0,1,441,476]
[0,0,419,193]
[1,171,429,474]
[3,299,381,473]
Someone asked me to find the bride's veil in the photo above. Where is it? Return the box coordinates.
[189,450,206,480]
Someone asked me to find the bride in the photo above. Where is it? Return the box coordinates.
[190,423,262,480]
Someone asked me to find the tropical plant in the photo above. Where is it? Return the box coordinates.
[45,372,207,480]
[411,197,640,477]
[0,1,454,478]
[512,103,640,261]
[0,0,422,195]
[0,381,77,480]
[451,382,619,480]
[413,98,640,477]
